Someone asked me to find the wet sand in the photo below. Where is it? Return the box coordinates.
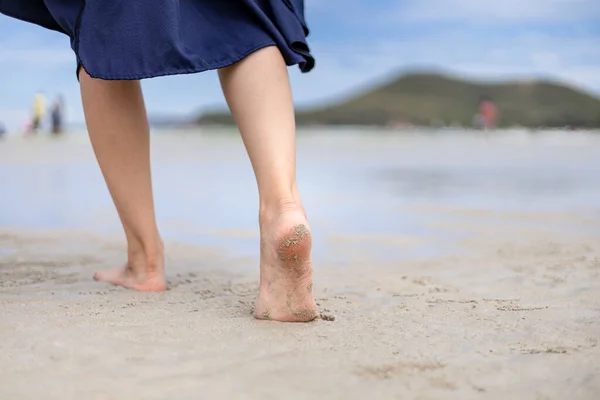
[1,129,599,399]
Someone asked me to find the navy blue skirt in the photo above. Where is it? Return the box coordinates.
[0,0,314,80]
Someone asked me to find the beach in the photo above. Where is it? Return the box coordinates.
[1,129,599,399]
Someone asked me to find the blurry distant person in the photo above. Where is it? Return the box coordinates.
[1,0,319,321]
[478,96,497,130]
[29,91,46,133]
[50,95,65,135]
[472,113,485,129]
[0,121,6,139]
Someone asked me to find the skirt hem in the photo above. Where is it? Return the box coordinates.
[77,41,304,81]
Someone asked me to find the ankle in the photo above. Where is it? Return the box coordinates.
[127,237,164,274]
[259,197,303,224]
[127,252,164,276]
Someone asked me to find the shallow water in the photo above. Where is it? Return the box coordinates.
[1,128,599,263]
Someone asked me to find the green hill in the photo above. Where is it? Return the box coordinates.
[197,72,600,128]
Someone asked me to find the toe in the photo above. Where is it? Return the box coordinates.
[93,271,108,282]
[92,268,124,285]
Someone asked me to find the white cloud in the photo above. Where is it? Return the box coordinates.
[396,0,600,23]
[0,48,74,66]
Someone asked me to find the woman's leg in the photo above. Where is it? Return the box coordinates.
[79,69,165,292]
[218,46,318,322]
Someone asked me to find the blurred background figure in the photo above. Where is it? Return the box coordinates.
[50,94,65,135]
[0,121,5,139]
[28,90,46,134]
[473,96,498,130]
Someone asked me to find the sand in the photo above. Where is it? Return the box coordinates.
[1,130,599,399]
[1,219,599,399]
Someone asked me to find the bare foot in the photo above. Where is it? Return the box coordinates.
[254,208,319,322]
[93,266,166,292]
[93,247,166,292]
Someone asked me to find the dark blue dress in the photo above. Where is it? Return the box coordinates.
[0,0,314,79]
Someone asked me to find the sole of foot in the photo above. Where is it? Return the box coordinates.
[254,209,319,322]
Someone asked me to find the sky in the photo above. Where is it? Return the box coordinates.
[1,0,599,130]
